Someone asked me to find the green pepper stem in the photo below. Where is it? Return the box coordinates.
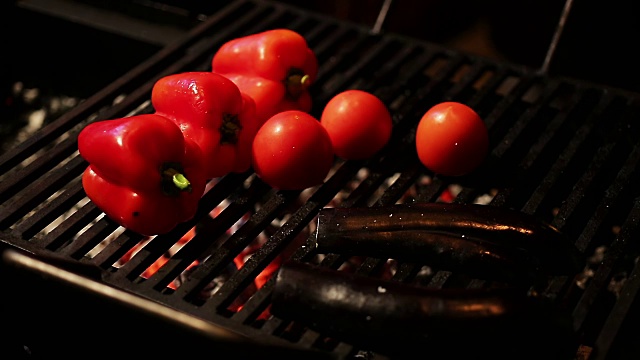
[172,173,191,190]
[163,167,192,194]
[286,71,311,100]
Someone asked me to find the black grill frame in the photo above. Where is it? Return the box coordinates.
[2,1,640,358]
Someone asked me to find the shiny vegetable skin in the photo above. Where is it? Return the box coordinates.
[211,29,318,124]
[416,101,489,176]
[152,71,259,179]
[251,110,334,190]
[319,225,545,284]
[320,89,393,160]
[314,202,585,279]
[271,261,575,358]
[78,114,207,236]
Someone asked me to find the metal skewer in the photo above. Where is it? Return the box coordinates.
[371,0,394,35]
[539,0,575,75]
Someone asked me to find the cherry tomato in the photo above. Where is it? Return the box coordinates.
[320,90,393,160]
[252,110,334,190]
[415,102,489,177]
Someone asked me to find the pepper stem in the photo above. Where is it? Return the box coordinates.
[285,68,311,100]
[162,165,193,195]
[300,74,310,86]
[219,113,242,145]
[172,173,191,190]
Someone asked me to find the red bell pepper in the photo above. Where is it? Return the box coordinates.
[151,71,259,180]
[78,113,207,236]
[211,28,318,124]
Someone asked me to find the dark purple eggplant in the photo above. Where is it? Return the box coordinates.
[271,261,576,358]
[314,202,585,281]
[317,227,547,284]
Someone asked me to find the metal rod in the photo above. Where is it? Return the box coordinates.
[371,0,394,34]
[539,0,575,74]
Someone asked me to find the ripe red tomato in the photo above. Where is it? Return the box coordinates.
[415,102,489,177]
[252,110,334,190]
[320,89,393,160]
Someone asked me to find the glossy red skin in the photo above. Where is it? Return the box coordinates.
[221,73,312,126]
[415,102,489,177]
[252,110,334,190]
[211,29,318,124]
[152,72,259,180]
[78,114,207,236]
[320,90,393,160]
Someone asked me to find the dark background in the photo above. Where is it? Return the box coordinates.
[2,0,640,151]
[4,0,640,95]
[275,0,640,95]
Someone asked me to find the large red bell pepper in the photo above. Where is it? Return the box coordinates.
[152,71,259,180]
[78,113,207,236]
[211,28,318,124]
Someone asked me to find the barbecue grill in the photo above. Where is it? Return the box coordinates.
[2,0,640,359]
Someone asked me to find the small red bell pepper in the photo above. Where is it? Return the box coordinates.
[151,71,259,180]
[211,28,318,124]
[78,113,207,236]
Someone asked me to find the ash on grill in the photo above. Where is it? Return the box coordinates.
[1,81,80,154]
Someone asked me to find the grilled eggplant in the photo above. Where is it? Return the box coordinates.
[271,261,576,358]
[314,202,585,283]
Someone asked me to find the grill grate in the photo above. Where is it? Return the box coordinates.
[2,0,640,358]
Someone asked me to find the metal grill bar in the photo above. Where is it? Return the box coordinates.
[523,93,616,215]
[594,249,640,359]
[139,178,272,291]
[0,156,86,234]
[12,179,86,240]
[488,82,572,207]
[551,101,640,231]
[573,197,640,330]
[574,141,640,253]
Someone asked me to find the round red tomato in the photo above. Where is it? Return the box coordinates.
[320,89,393,160]
[415,102,489,177]
[252,110,334,190]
